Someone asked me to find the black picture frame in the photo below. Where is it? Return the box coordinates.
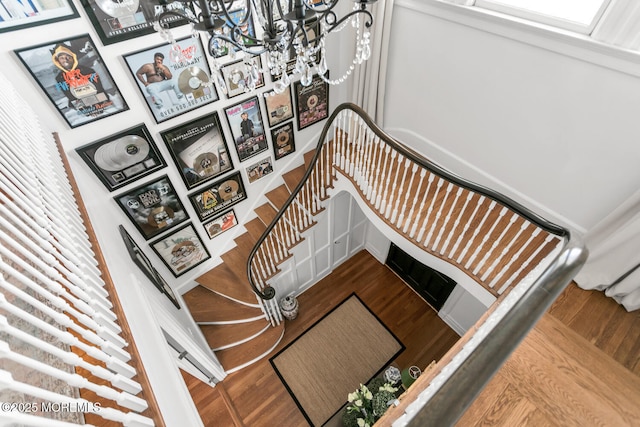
[0,0,79,33]
[209,7,257,58]
[223,96,267,162]
[123,36,218,123]
[114,175,189,240]
[263,85,294,128]
[14,34,129,129]
[81,0,193,45]
[150,222,211,277]
[245,156,274,184]
[271,122,296,160]
[294,72,329,130]
[188,171,247,222]
[203,209,238,239]
[76,124,166,191]
[220,55,265,98]
[160,112,234,190]
[118,225,180,308]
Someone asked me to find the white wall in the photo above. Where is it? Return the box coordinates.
[383,0,640,234]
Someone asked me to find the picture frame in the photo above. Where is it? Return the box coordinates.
[188,171,247,222]
[123,36,218,123]
[81,0,193,45]
[223,96,267,162]
[14,34,129,129]
[118,225,180,308]
[76,124,166,191]
[160,112,234,190]
[220,56,264,98]
[114,175,189,240]
[203,209,238,239]
[295,72,329,130]
[271,122,296,160]
[263,85,294,127]
[209,6,257,58]
[245,156,274,184]
[150,222,211,277]
[0,0,79,33]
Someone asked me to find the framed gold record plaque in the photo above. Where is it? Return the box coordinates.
[160,112,233,190]
[114,175,189,240]
[123,36,218,123]
[76,124,166,191]
[271,122,295,160]
[263,85,294,128]
[188,171,247,222]
[150,223,211,277]
[294,72,329,130]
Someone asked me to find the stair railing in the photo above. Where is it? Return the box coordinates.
[247,102,587,423]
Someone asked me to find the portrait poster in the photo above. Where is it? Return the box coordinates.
[118,224,180,308]
[204,209,238,239]
[223,96,267,162]
[151,222,211,277]
[220,55,264,98]
[0,0,79,33]
[263,85,294,127]
[295,72,329,130]
[76,123,166,191]
[114,175,189,240]
[81,0,193,45]
[245,156,273,184]
[271,122,295,160]
[188,171,247,221]
[160,112,233,190]
[124,36,218,123]
[14,34,129,128]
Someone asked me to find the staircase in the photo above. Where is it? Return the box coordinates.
[182,151,325,374]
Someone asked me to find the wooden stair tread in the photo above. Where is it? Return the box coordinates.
[303,150,315,169]
[216,321,285,372]
[283,165,306,193]
[265,184,291,211]
[255,203,278,225]
[244,217,267,241]
[195,262,257,304]
[201,318,270,350]
[183,286,264,323]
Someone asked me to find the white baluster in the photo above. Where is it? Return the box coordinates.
[390,158,412,224]
[465,206,507,271]
[457,199,495,265]
[433,187,463,252]
[397,164,419,230]
[417,177,443,243]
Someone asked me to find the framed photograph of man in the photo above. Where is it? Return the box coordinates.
[188,171,247,222]
[160,112,233,190]
[124,36,218,123]
[114,175,189,240]
[224,96,267,162]
[220,56,264,98]
[263,85,294,128]
[294,72,329,130]
[203,209,238,239]
[118,224,181,308]
[14,34,129,129]
[1,0,79,33]
[76,124,166,191]
[150,223,211,277]
[245,156,273,184]
[81,0,193,45]
[271,122,295,160]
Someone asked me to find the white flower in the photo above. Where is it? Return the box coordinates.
[355,399,363,407]
[348,392,357,402]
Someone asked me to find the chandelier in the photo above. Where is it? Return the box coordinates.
[154,0,376,95]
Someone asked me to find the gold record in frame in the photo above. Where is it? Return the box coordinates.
[147,206,175,228]
[178,67,209,96]
[194,152,217,175]
[93,135,150,171]
[218,180,239,201]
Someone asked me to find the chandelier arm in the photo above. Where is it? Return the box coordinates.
[208,33,269,55]
[156,10,200,27]
[320,7,373,33]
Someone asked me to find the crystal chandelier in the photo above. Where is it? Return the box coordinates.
[154,0,376,95]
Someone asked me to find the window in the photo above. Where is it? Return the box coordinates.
[474,0,611,34]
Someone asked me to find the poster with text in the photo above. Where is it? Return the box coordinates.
[151,223,210,277]
[295,72,329,130]
[223,96,267,162]
[1,0,78,33]
[188,171,247,221]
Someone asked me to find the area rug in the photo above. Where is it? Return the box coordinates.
[270,294,404,426]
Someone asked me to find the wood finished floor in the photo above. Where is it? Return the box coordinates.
[183,251,640,427]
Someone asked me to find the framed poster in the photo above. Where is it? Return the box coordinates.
[0,0,79,33]
[76,124,166,191]
[223,96,267,162]
[81,0,192,45]
[14,34,129,128]
[160,112,233,190]
[294,72,329,130]
[245,156,273,184]
[118,225,180,308]
[124,36,218,123]
[263,85,294,128]
[220,56,264,98]
[210,7,257,57]
[114,175,189,240]
[203,209,238,239]
[188,171,247,221]
[150,223,211,277]
[271,122,295,160]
